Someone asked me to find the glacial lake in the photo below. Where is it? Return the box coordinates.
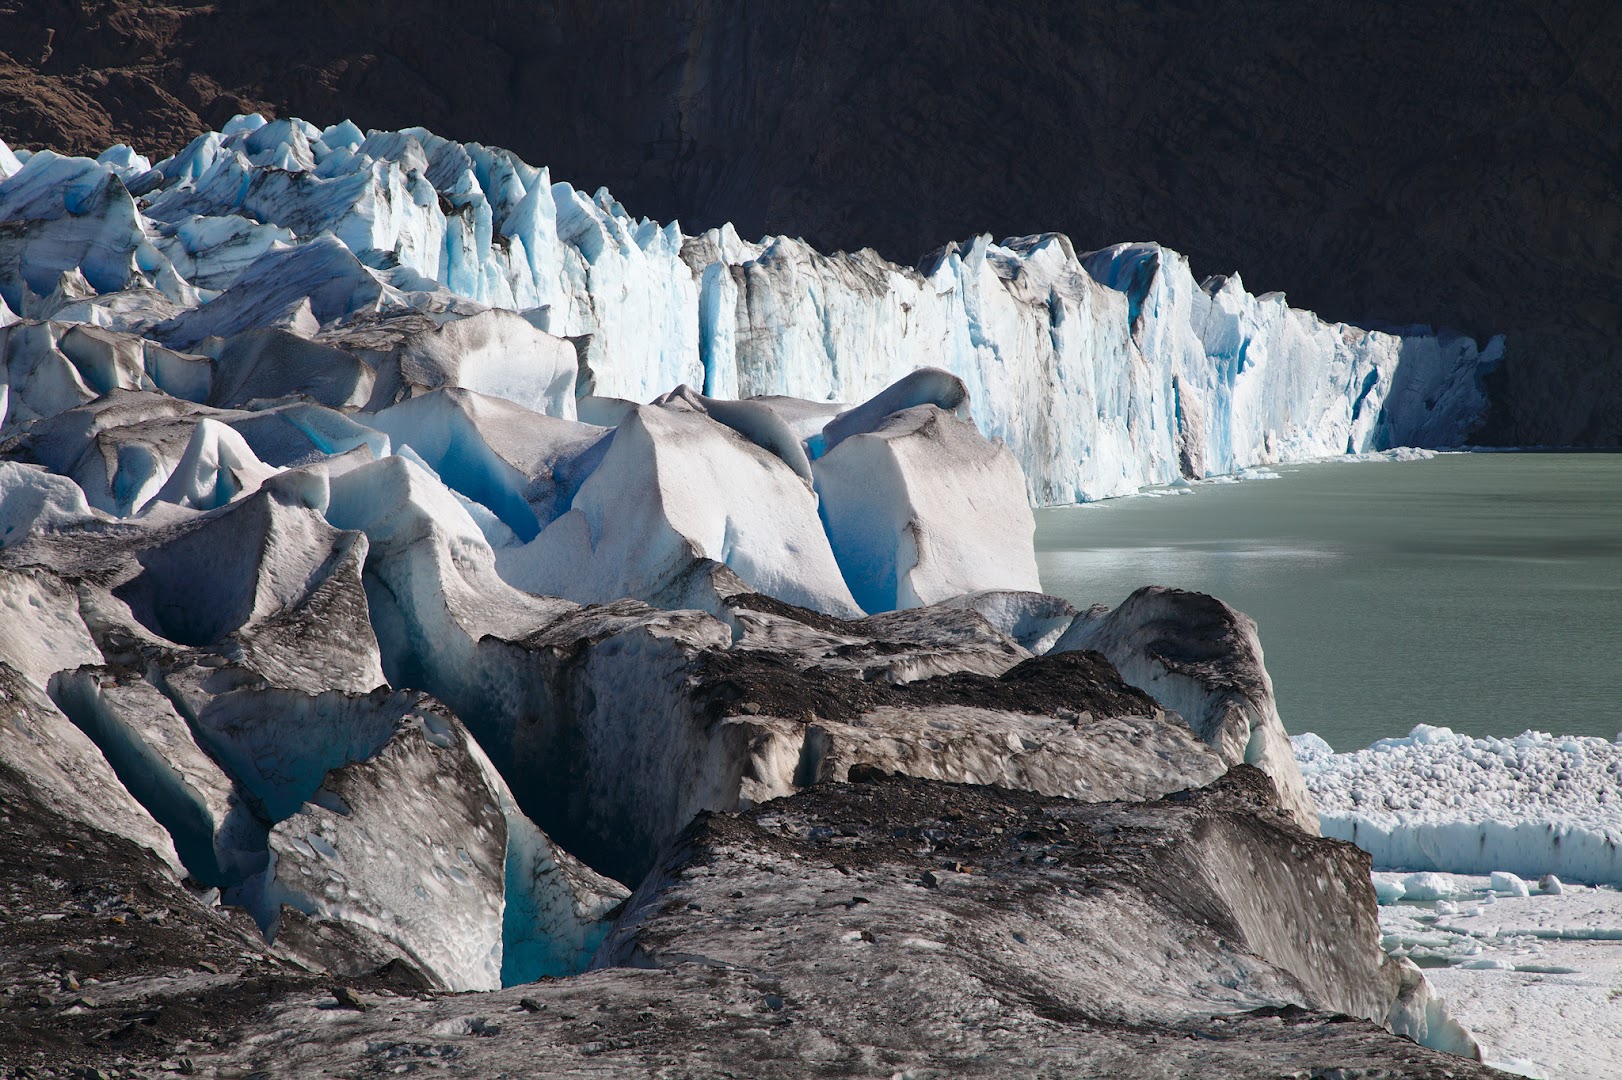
[1034,452,1622,752]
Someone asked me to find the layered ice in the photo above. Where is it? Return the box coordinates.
[1058,586,1318,833]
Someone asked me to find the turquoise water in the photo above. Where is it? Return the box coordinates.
[1034,453,1622,751]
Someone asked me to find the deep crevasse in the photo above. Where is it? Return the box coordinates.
[0,115,1502,504]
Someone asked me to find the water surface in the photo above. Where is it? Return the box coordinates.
[1034,453,1622,750]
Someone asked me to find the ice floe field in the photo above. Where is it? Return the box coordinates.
[0,114,1614,1078]
[1296,731,1622,1078]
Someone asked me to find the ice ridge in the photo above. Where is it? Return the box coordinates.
[0,118,1501,505]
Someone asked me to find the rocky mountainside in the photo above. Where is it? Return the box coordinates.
[1,0,1617,445]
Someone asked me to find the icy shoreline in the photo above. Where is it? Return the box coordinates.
[1295,728,1622,1078]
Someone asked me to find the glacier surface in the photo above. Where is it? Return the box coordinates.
[0,113,1540,1073]
[0,117,1500,508]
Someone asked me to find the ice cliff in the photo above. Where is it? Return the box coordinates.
[0,115,1501,505]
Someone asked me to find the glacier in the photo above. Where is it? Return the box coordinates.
[0,116,1500,508]
[0,112,1545,1076]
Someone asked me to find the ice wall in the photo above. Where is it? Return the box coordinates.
[0,120,1502,505]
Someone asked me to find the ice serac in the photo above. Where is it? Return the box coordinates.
[110,484,385,694]
[0,659,184,877]
[0,460,102,543]
[359,387,606,539]
[330,308,577,417]
[814,393,1041,612]
[249,699,508,992]
[47,665,264,886]
[0,151,181,307]
[501,400,863,617]
[1053,586,1318,834]
[208,329,374,410]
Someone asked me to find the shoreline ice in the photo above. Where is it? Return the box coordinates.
[1297,729,1622,1078]
[1294,725,1622,887]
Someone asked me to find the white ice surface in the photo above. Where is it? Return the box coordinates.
[813,403,1040,612]
[1295,726,1622,886]
[1373,873,1622,1080]
[500,402,863,616]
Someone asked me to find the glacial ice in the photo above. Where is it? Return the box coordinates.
[1295,726,1622,886]
[47,665,265,885]
[0,113,1545,1057]
[815,401,1041,612]
[1058,586,1318,833]
[0,115,1500,510]
[499,399,864,616]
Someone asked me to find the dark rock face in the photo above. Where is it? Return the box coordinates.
[2,1,1618,443]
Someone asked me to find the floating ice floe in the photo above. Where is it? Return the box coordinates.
[1294,725,1622,886]
[1371,871,1622,1080]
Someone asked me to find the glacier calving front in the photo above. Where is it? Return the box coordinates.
[0,114,1500,504]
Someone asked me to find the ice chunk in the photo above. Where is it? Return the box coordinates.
[0,460,101,544]
[154,235,392,348]
[141,417,278,513]
[11,389,231,516]
[1401,872,1470,902]
[350,308,578,417]
[362,388,607,539]
[723,591,1031,684]
[0,658,183,875]
[814,399,1041,613]
[244,695,626,991]
[323,454,570,695]
[0,151,171,301]
[935,590,1079,655]
[111,487,385,693]
[152,214,298,291]
[461,604,1221,886]
[819,366,970,455]
[0,320,100,436]
[48,666,265,885]
[502,402,862,617]
[208,328,375,409]
[1491,872,1532,898]
[1054,586,1318,834]
[229,401,391,468]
